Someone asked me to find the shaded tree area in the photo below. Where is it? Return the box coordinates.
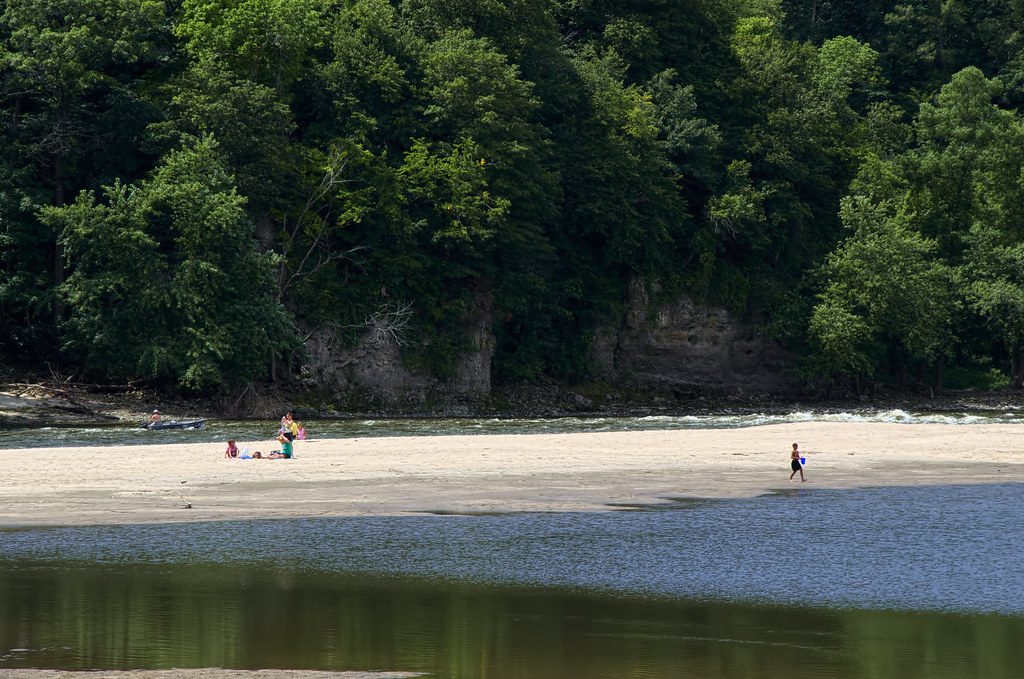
[811,68,1024,391]
[3,0,1024,395]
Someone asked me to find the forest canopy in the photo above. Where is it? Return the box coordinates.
[3,0,1024,394]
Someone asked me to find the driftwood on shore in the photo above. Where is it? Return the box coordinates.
[0,381,122,426]
[5,381,139,394]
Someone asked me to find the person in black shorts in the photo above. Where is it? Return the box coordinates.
[280,411,297,441]
[789,442,805,482]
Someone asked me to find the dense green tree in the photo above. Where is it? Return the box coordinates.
[810,196,956,385]
[175,0,326,92]
[690,15,882,313]
[7,0,1024,396]
[46,137,295,390]
[0,0,168,329]
[965,224,1024,388]
[813,68,1024,387]
[149,57,297,215]
[0,154,49,359]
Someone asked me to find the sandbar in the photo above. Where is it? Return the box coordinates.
[1,422,1023,527]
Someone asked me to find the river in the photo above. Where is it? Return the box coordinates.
[2,482,1023,677]
[5,408,1024,449]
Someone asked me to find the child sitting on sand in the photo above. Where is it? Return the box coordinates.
[269,433,293,459]
[225,440,239,459]
[296,422,306,440]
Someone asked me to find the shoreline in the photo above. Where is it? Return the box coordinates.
[0,672,423,679]
[5,371,1024,429]
[3,422,1024,528]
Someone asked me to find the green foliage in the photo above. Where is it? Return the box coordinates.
[0,0,169,192]
[942,364,1011,391]
[810,196,957,379]
[809,67,1024,385]
[9,0,1024,394]
[150,57,298,212]
[400,138,509,252]
[176,0,326,90]
[47,137,296,391]
[0,157,50,359]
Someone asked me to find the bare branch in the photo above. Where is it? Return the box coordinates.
[359,302,415,347]
[276,147,362,300]
[303,302,416,350]
[284,244,367,296]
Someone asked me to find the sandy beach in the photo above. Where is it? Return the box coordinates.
[1,422,1023,527]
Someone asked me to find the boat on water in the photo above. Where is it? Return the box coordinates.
[142,418,206,430]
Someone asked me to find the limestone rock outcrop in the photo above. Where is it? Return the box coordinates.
[592,280,798,395]
[301,278,797,406]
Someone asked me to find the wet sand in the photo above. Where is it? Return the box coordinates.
[1,422,1023,527]
[0,672,421,679]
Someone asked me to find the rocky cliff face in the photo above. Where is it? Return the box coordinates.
[591,280,798,396]
[302,279,796,406]
[302,284,495,406]
[448,282,495,400]
[303,323,436,405]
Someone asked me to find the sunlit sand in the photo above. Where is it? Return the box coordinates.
[2,422,1022,527]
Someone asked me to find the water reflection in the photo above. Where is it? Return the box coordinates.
[2,565,1022,678]
[3,484,1024,677]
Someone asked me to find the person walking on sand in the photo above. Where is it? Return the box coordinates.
[789,442,805,482]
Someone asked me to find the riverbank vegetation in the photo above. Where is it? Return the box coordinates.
[3,0,1024,395]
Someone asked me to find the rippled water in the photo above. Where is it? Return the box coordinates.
[2,484,1022,677]
[3,484,1023,613]
[2,484,1024,677]
[5,408,1023,449]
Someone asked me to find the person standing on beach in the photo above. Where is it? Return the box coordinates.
[282,412,297,441]
[789,443,805,482]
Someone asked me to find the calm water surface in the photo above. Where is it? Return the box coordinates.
[2,484,1023,677]
[5,408,1024,448]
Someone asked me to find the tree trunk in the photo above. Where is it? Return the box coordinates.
[1014,349,1024,389]
[53,153,66,323]
[11,95,20,133]
[899,362,908,389]
[934,355,945,394]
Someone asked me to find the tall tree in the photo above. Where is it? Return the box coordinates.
[810,196,956,386]
[0,0,168,323]
[46,137,296,390]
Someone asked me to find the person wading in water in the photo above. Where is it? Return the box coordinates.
[789,442,806,482]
